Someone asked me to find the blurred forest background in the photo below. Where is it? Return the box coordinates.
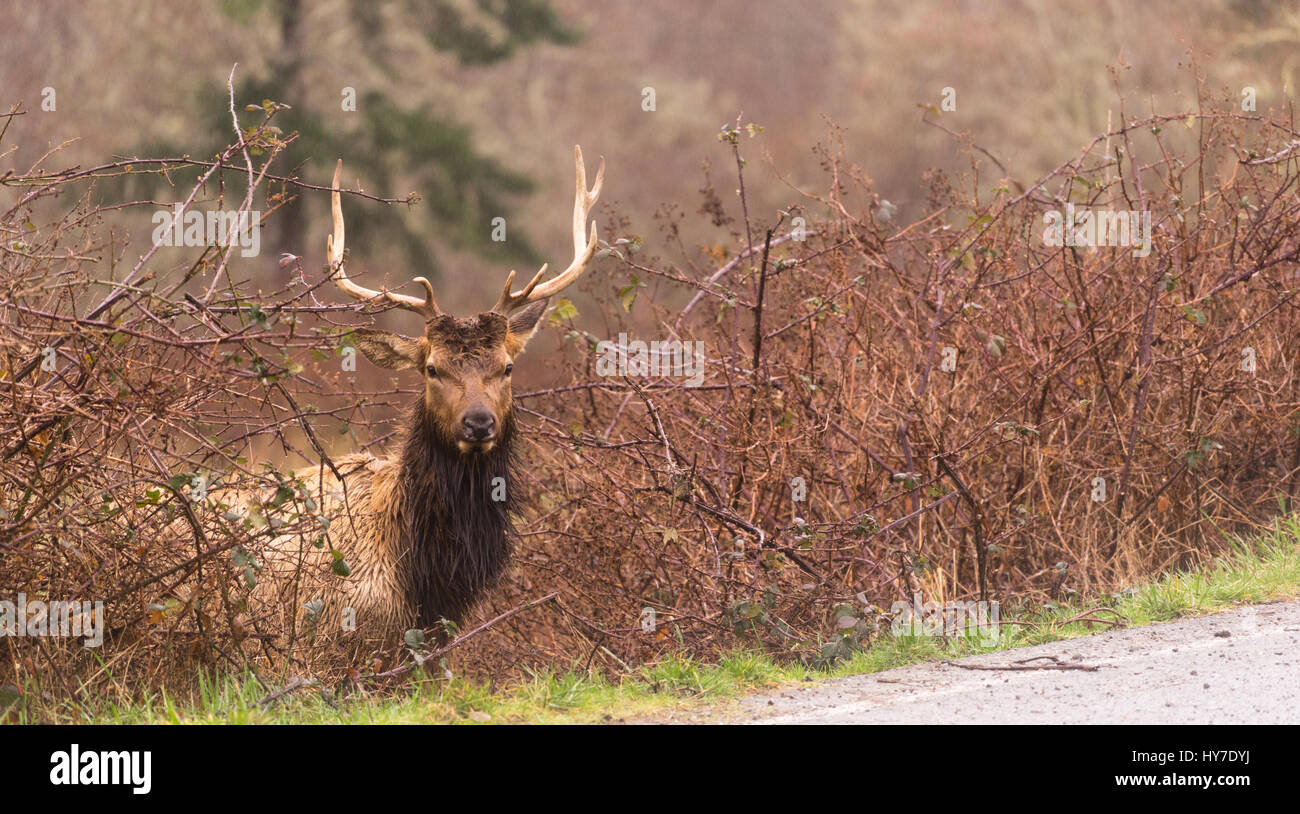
[2,0,1297,321]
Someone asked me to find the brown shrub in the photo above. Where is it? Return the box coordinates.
[3,103,1300,698]
[464,110,1300,676]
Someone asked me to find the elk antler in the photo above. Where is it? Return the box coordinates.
[492,145,604,315]
[328,159,439,318]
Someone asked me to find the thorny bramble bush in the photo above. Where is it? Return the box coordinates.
[3,92,1300,701]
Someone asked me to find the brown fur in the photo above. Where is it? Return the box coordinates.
[253,302,547,657]
[247,145,602,661]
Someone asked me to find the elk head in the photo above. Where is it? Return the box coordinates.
[328,146,604,454]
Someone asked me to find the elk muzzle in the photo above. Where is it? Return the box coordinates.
[458,407,498,451]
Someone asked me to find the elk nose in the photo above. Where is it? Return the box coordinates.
[461,411,496,440]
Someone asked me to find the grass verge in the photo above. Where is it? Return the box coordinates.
[10,515,1300,724]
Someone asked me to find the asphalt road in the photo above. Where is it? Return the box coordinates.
[678,600,1300,724]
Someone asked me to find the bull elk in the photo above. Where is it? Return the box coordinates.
[257,146,604,653]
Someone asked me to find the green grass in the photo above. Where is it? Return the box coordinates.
[11,515,1300,724]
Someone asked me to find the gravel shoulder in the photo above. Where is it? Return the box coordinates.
[652,600,1300,724]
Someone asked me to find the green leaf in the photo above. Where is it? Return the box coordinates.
[247,303,271,330]
[1181,305,1207,326]
[302,598,324,622]
[618,285,637,312]
[548,298,578,325]
[268,485,295,508]
[331,550,351,577]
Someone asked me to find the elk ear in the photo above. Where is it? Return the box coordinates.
[504,299,549,357]
[352,329,426,371]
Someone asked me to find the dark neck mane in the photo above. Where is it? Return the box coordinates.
[399,401,516,630]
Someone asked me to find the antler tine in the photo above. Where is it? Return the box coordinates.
[329,159,439,319]
[491,145,604,314]
[490,265,548,314]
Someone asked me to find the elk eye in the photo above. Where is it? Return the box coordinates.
[426,364,438,379]
[504,363,514,376]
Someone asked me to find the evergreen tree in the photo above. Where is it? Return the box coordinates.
[132,0,581,281]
